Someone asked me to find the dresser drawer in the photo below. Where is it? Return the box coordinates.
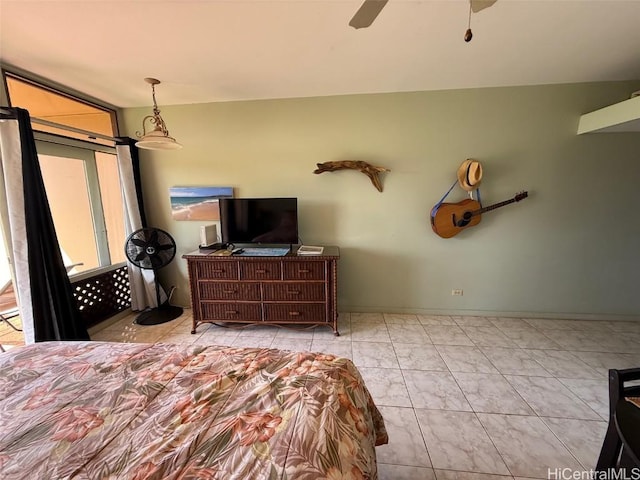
[198,282,260,301]
[283,262,325,280]
[201,303,261,321]
[240,261,281,280]
[196,261,239,280]
[262,283,325,301]
[263,304,326,322]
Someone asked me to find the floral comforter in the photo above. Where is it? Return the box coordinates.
[0,341,387,479]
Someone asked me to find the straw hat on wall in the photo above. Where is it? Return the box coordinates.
[457,159,483,191]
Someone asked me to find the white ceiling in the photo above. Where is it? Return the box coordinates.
[1,0,640,109]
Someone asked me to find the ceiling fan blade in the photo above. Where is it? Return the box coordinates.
[470,0,498,13]
[349,0,389,29]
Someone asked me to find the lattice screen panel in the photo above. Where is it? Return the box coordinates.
[71,265,131,327]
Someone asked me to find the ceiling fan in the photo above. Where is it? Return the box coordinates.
[349,0,498,41]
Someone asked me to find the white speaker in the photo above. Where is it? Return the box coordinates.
[200,224,217,246]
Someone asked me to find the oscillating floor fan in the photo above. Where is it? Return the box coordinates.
[125,227,183,325]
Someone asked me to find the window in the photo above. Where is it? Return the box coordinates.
[5,72,116,145]
[3,69,125,275]
[36,143,125,274]
[96,151,127,267]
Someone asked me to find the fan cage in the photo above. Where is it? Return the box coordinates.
[125,227,177,270]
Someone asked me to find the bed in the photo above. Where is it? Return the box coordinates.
[0,341,387,479]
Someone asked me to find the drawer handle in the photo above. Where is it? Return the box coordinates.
[298,269,310,273]
[255,269,267,274]
[287,290,300,295]
[288,311,301,316]
[223,290,236,294]
[225,310,238,315]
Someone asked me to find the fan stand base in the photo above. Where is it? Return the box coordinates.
[135,304,184,326]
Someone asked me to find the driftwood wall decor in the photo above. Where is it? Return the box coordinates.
[313,161,390,192]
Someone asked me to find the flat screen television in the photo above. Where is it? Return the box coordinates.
[219,197,298,245]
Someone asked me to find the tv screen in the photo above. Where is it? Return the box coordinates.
[219,198,298,244]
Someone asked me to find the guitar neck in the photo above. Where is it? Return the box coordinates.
[472,198,518,216]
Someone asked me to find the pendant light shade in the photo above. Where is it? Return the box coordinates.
[136,78,182,150]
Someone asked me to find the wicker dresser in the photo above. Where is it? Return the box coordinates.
[183,246,340,335]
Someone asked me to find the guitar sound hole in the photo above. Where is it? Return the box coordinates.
[453,213,471,228]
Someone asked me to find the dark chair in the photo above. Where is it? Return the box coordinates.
[596,368,640,471]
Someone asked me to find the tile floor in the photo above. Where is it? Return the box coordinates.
[29,311,640,478]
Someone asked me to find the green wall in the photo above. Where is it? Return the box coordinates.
[121,81,640,319]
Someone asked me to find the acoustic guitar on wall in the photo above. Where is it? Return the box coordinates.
[430,191,528,238]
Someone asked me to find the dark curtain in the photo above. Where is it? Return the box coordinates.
[116,137,147,227]
[15,108,89,341]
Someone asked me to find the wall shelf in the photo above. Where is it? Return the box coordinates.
[577,95,640,134]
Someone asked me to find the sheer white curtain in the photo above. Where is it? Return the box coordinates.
[116,143,165,310]
[0,117,34,342]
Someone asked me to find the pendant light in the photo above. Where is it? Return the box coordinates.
[135,78,182,150]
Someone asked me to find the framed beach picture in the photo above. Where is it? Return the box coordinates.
[169,186,233,221]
